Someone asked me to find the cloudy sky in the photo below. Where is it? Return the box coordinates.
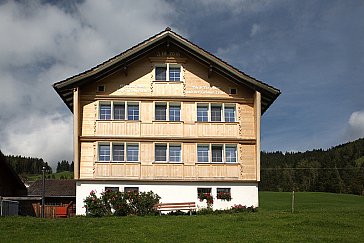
[0,0,363,168]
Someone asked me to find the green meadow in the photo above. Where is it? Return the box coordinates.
[1,192,363,242]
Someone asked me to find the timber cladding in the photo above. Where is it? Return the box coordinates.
[77,51,258,181]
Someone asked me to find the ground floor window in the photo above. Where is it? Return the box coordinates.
[197,188,211,197]
[124,187,139,193]
[105,187,119,192]
[216,188,231,199]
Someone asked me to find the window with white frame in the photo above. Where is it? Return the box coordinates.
[99,101,139,121]
[197,144,237,163]
[98,142,139,162]
[197,104,208,122]
[155,102,181,121]
[196,103,236,122]
[154,143,181,162]
[155,64,181,81]
[99,104,111,120]
[197,144,209,162]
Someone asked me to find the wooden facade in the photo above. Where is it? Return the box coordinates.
[54,28,280,189]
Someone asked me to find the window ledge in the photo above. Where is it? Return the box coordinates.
[196,162,238,165]
[195,121,239,124]
[95,161,141,164]
[152,120,184,123]
[96,119,141,122]
[152,162,183,164]
[153,80,184,83]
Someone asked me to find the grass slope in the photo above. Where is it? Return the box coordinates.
[0,192,363,242]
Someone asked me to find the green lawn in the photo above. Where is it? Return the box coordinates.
[1,192,363,242]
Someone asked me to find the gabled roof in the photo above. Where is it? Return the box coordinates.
[28,179,76,197]
[53,28,280,113]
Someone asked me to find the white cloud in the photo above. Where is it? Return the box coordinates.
[0,0,174,168]
[250,23,262,37]
[344,110,364,141]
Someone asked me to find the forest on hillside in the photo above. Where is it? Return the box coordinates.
[260,138,364,195]
[4,153,52,175]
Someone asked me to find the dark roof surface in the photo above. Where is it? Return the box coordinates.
[0,151,27,196]
[28,179,76,197]
[53,28,280,113]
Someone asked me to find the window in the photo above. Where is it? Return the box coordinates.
[169,67,180,81]
[217,188,231,199]
[112,144,124,161]
[155,64,181,81]
[114,103,125,120]
[211,104,222,122]
[98,143,139,162]
[211,145,223,162]
[225,145,237,163]
[169,144,181,162]
[196,103,236,122]
[197,144,238,163]
[197,188,211,197]
[127,144,139,162]
[99,144,110,161]
[155,103,167,121]
[230,88,237,95]
[155,67,167,81]
[155,144,167,161]
[99,104,111,120]
[155,102,181,121]
[197,145,209,162]
[197,104,208,122]
[99,101,139,121]
[105,187,119,192]
[127,103,139,120]
[124,187,139,193]
[169,104,181,121]
[224,106,235,122]
[97,85,105,92]
[155,143,182,162]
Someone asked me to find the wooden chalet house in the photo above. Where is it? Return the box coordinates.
[53,28,280,214]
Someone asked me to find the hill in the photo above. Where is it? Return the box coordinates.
[260,138,364,195]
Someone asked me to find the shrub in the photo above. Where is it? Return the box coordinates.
[83,190,161,217]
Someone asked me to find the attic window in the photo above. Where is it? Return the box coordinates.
[97,85,105,92]
[230,88,237,95]
[155,64,181,81]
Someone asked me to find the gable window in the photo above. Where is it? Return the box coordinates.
[156,67,167,81]
[155,102,181,121]
[99,104,111,120]
[155,64,181,81]
[197,144,237,163]
[169,66,181,81]
[155,143,182,162]
[196,103,236,122]
[98,142,139,162]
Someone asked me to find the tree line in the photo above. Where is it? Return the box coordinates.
[4,152,52,175]
[56,160,74,173]
[260,138,364,195]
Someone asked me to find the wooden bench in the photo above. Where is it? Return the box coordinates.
[154,202,196,215]
[55,201,73,218]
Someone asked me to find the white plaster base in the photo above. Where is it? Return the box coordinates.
[76,181,258,215]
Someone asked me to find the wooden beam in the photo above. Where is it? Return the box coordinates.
[73,88,80,179]
[254,91,261,182]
